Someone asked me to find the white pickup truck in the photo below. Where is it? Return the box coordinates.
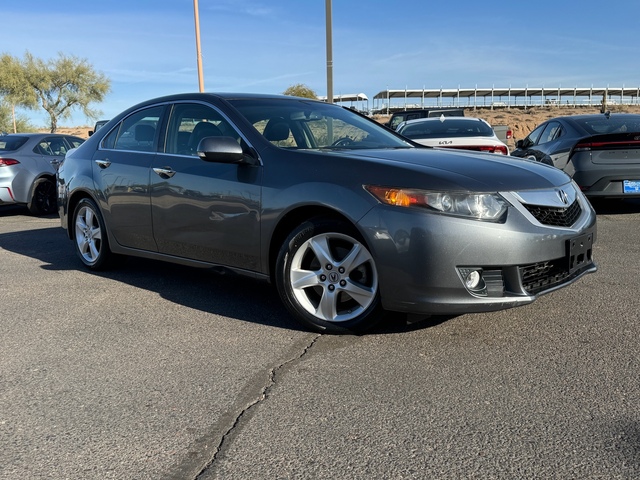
[493,125,512,145]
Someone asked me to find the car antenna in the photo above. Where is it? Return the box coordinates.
[604,110,611,119]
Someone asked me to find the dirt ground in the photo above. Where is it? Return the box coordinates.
[55,104,640,150]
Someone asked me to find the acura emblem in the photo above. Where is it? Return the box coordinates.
[557,189,569,205]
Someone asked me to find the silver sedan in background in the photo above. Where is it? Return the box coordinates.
[0,133,84,215]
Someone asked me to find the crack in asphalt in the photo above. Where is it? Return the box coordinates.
[193,333,322,479]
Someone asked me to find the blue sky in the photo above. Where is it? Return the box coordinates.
[4,0,640,127]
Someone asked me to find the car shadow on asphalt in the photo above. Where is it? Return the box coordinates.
[0,224,446,335]
[0,225,303,331]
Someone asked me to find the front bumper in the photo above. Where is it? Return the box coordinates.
[358,188,597,315]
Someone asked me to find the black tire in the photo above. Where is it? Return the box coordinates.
[72,198,114,270]
[275,217,383,334]
[27,177,57,215]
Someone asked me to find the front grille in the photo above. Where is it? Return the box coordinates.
[520,259,570,295]
[522,199,582,227]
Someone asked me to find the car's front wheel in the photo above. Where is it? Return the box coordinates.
[276,217,382,334]
[72,198,114,270]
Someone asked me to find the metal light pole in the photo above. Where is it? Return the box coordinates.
[193,0,205,92]
[325,0,333,104]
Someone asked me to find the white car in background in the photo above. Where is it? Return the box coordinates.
[396,116,509,155]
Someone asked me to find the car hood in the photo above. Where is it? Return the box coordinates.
[327,147,570,191]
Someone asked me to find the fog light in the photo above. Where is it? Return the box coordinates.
[465,270,481,289]
[457,267,487,296]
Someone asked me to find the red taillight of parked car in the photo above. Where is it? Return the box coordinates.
[478,145,508,155]
[574,139,640,152]
[0,157,20,167]
[506,129,512,140]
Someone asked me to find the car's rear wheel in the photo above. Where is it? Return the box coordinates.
[27,177,56,215]
[73,198,113,270]
[276,217,382,334]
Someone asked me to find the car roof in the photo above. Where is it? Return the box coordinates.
[118,92,328,119]
[549,113,640,123]
[135,92,317,105]
[0,133,70,137]
[0,132,82,142]
[399,117,486,128]
[403,116,482,124]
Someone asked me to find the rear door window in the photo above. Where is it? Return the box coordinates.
[102,106,164,152]
[537,121,563,145]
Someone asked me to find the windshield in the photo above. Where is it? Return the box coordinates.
[228,98,412,150]
[398,119,494,139]
[0,135,29,151]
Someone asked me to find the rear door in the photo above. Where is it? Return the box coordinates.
[92,105,165,251]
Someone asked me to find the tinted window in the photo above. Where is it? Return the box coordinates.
[390,116,404,130]
[537,122,562,145]
[0,136,28,151]
[165,103,238,155]
[33,136,73,156]
[66,137,85,149]
[526,124,546,146]
[102,106,163,152]
[573,115,640,135]
[399,119,493,139]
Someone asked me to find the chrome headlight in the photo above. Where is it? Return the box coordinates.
[365,186,508,221]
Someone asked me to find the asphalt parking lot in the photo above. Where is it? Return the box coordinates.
[1,200,639,479]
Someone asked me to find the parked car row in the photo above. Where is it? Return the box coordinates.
[56,92,597,334]
[0,133,84,215]
[391,111,640,201]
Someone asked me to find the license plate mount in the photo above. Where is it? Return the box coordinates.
[568,233,593,274]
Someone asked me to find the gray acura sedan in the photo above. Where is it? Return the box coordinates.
[57,93,597,333]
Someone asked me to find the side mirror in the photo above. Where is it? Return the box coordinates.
[515,139,524,149]
[197,136,246,163]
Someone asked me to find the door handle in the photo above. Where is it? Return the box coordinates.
[153,167,176,178]
[95,159,111,169]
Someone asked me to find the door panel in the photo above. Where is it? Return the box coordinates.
[150,102,262,270]
[92,105,164,251]
[150,154,261,270]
